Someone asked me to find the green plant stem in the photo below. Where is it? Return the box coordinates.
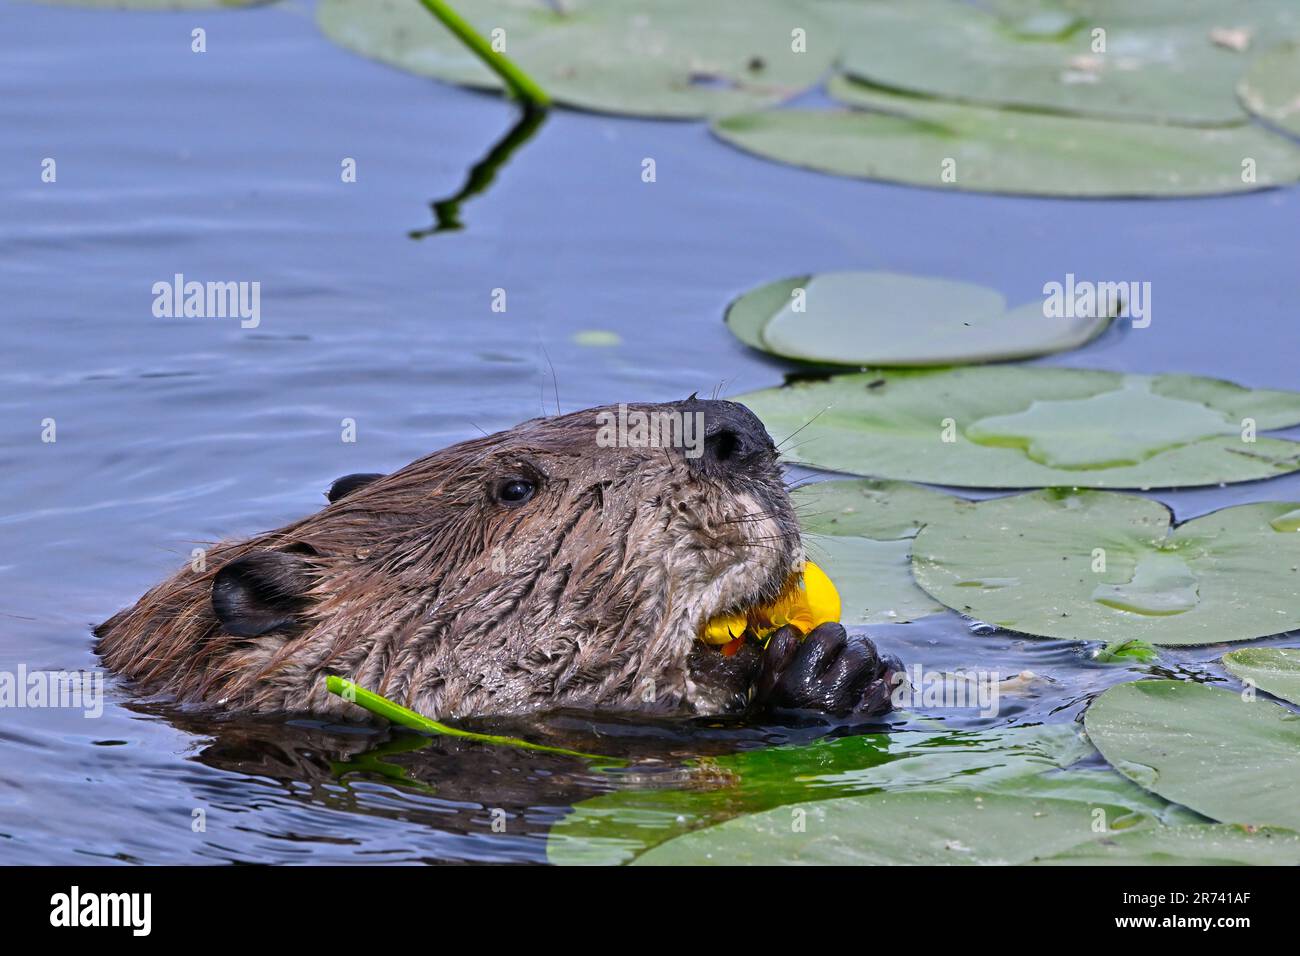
[412,103,547,237]
[326,676,615,761]
[415,0,551,107]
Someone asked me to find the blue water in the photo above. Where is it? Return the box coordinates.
[1,1,1297,863]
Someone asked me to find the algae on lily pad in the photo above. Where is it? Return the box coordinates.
[910,491,1300,645]
[317,0,834,119]
[1085,680,1300,830]
[793,479,965,625]
[712,79,1300,197]
[736,367,1300,489]
[1240,41,1300,136]
[1222,647,1300,705]
[726,272,1111,367]
[832,0,1280,126]
[547,723,1096,865]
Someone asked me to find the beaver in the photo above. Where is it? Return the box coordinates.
[96,399,901,722]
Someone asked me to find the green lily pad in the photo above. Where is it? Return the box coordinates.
[712,79,1300,197]
[910,491,1300,645]
[1240,41,1300,136]
[1085,680,1300,830]
[317,0,835,119]
[628,789,1177,866]
[737,367,1300,489]
[547,723,1095,865]
[985,766,1202,826]
[793,479,965,625]
[1035,824,1300,865]
[726,272,1111,367]
[831,0,1283,126]
[1222,647,1300,705]
[988,0,1299,22]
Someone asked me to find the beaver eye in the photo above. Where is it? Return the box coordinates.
[496,477,536,506]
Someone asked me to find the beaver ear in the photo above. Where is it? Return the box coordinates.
[326,472,385,503]
[211,552,313,637]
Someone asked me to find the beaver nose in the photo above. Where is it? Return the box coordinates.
[682,399,775,475]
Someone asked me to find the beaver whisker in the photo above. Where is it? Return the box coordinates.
[716,511,785,525]
[784,479,825,497]
[738,536,798,549]
[776,436,826,459]
[775,403,834,450]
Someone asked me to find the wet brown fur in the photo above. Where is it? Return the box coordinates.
[95,401,801,721]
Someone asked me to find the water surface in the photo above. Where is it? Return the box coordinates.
[2,1,1298,864]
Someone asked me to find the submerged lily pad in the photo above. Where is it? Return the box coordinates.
[911,491,1300,645]
[712,79,1300,197]
[737,367,1300,489]
[628,679,1300,865]
[547,723,1096,865]
[317,0,834,119]
[1222,647,1300,705]
[832,0,1285,126]
[726,272,1111,366]
[1240,42,1300,136]
[793,479,964,625]
[1094,639,1160,664]
[1085,680,1300,830]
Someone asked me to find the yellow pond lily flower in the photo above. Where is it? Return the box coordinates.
[700,561,842,647]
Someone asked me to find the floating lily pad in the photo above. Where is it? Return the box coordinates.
[317,0,834,119]
[547,723,1094,865]
[1085,680,1300,830]
[629,789,1184,866]
[1034,824,1300,865]
[727,272,1111,367]
[793,479,964,625]
[712,79,1300,197]
[1240,41,1300,136]
[911,491,1300,645]
[831,0,1283,126]
[736,367,1300,488]
[1222,647,1300,705]
[988,0,1299,22]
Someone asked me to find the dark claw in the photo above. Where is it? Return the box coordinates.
[855,654,907,717]
[755,622,902,718]
[755,625,802,703]
[794,624,848,680]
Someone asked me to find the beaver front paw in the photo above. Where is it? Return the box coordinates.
[754,623,902,718]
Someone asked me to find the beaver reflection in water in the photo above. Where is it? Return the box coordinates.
[96,400,901,721]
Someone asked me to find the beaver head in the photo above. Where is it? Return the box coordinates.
[95,399,803,720]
